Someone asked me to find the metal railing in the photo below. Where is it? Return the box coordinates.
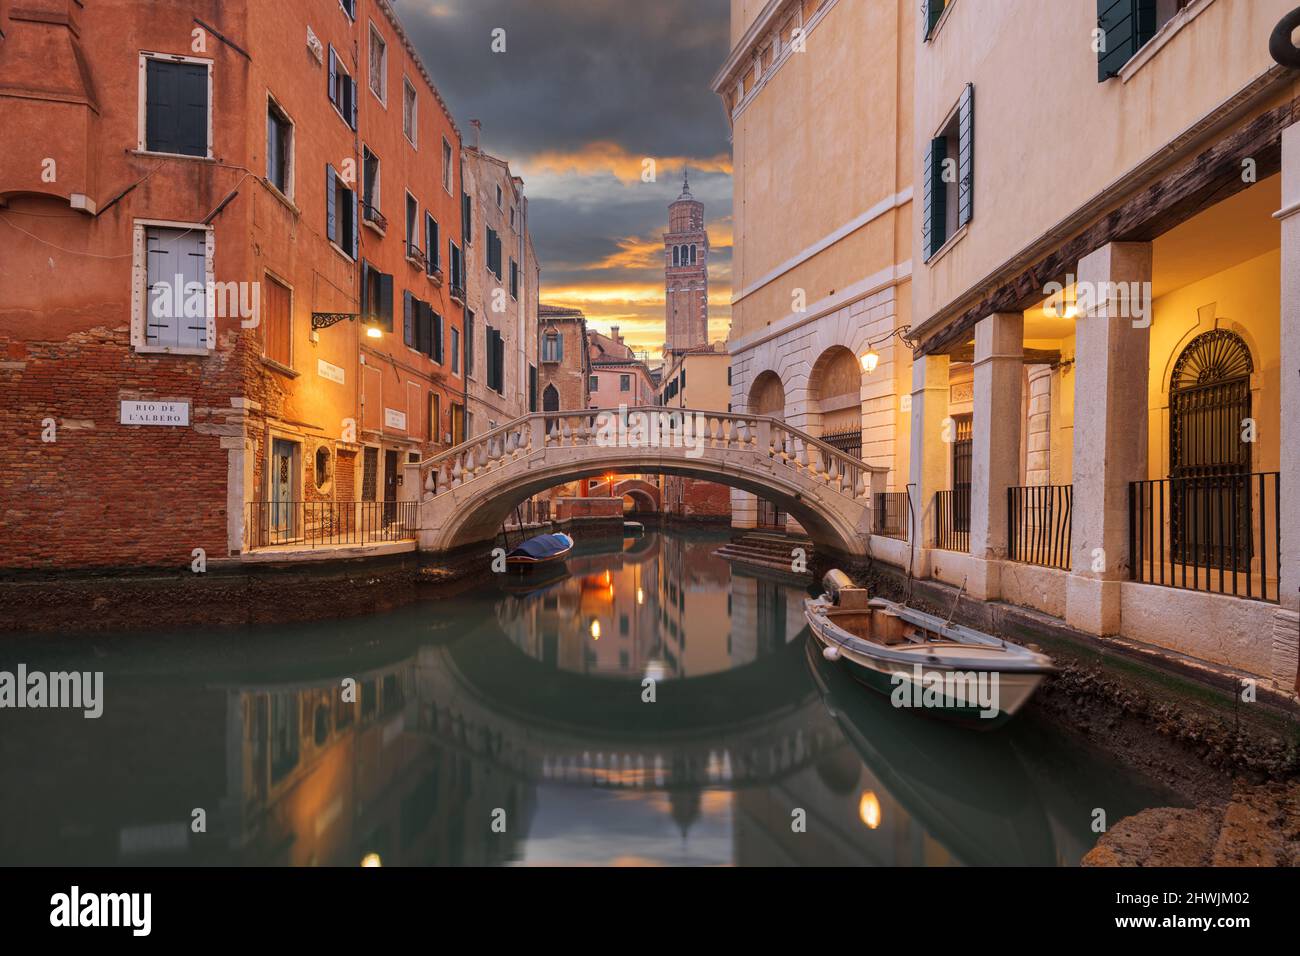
[1129,472,1280,602]
[873,491,909,541]
[933,488,970,553]
[1008,484,1073,570]
[246,500,418,550]
[821,429,863,460]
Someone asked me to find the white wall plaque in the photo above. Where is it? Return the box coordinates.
[384,408,407,431]
[120,400,190,426]
[317,359,345,384]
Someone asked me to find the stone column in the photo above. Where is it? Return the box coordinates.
[1025,365,1053,486]
[1274,120,1300,692]
[908,352,950,563]
[1065,241,1152,636]
[968,312,1024,599]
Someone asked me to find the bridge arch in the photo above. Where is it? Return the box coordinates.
[412,408,886,558]
[612,478,661,512]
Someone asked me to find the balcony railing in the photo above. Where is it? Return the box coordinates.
[405,243,428,270]
[362,202,387,232]
[934,487,970,553]
[873,491,910,541]
[246,500,418,550]
[1008,484,1073,570]
[1129,472,1280,603]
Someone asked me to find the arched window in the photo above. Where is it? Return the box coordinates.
[1168,329,1253,569]
[672,246,679,267]
[689,244,697,264]
[542,383,560,412]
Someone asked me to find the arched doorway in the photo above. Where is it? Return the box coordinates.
[1168,329,1253,569]
[809,345,863,458]
[542,384,560,412]
[747,371,787,529]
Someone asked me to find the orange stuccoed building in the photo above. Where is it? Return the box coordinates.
[0,0,468,569]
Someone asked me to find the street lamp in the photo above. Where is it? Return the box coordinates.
[858,325,918,374]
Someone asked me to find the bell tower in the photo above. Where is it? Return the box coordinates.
[664,168,709,357]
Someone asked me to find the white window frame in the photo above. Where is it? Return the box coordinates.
[402,77,418,147]
[136,52,214,160]
[339,0,356,21]
[130,219,216,356]
[361,143,382,232]
[442,138,454,194]
[368,22,388,105]
[265,93,295,201]
[404,189,420,261]
[328,46,355,128]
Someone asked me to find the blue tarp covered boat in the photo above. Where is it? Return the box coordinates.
[505,532,575,569]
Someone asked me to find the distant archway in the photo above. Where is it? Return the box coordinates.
[808,345,863,457]
[748,371,785,420]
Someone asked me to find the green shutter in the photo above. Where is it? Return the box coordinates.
[1098,0,1157,81]
[957,83,974,229]
[924,0,945,40]
[923,137,947,260]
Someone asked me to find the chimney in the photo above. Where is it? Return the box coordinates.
[469,119,482,150]
[610,325,621,344]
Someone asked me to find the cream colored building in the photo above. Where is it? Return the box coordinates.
[714,0,915,532]
[897,0,1299,692]
[463,133,540,436]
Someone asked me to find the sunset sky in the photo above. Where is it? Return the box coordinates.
[402,0,733,360]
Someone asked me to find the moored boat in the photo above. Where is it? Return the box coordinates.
[623,521,645,535]
[805,571,1054,727]
[505,532,575,570]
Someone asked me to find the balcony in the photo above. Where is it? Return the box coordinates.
[1130,473,1281,603]
[405,243,427,271]
[362,202,388,233]
[449,283,466,304]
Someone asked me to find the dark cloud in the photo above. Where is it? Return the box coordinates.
[399,0,734,354]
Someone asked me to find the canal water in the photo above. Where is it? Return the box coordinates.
[0,528,1177,866]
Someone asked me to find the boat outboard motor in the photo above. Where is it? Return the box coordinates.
[821,569,855,605]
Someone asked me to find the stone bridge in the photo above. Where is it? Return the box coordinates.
[404,406,887,557]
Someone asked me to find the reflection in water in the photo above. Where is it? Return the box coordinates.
[0,529,1175,866]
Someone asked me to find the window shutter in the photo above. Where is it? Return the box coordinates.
[1098,0,1156,80]
[922,140,945,261]
[433,311,444,363]
[326,165,338,244]
[145,228,181,346]
[328,47,338,108]
[957,83,974,229]
[403,291,414,347]
[378,272,394,331]
[924,0,944,39]
[349,74,358,129]
[350,186,359,258]
[495,333,505,395]
[360,260,371,314]
[462,193,472,242]
[146,60,208,157]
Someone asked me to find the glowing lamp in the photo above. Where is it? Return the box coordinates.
[858,791,882,830]
[590,619,601,640]
[365,324,383,339]
[860,349,880,374]
[360,852,383,867]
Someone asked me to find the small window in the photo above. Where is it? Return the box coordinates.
[589,375,599,392]
[369,25,387,103]
[262,273,292,368]
[923,0,947,39]
[425,213,440,274]
[402,79,417,146]
[137,224,213,353]
[510,205,516,231]
[1097,0,1189,80]
[141,56,211,158]
[542,333,563,363]
[464,311,475,376]
[328,46,357,129]
[362,146,382,228]
[620,374,631,392]
[449,240,463,290]
[266,99,293,197]
[340,0,356,19]
[360,261,394,331]
[509,258,519,299]
[496,185,503,208]
[327,165,358,258]
[314,446,332,490]
[451,326,461,375]
[923,84,973,261]
[405,192,420,260]
[442,138,453,192]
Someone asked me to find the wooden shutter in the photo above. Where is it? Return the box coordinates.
[350,184,359,258]
[360,260,371,314]
[262,274,292,366]
[328,47,339,109]
[957,83,974,229]
[145,227,181,347]
[923,138,947,260]
[326,165,338,244]
[495,331,505,395]
[403,291,414,347]
[146,60,208,156]
[924,0,945,39]
[377,272,394,331]
[433,311,444,363]
[1098,0,1156,80]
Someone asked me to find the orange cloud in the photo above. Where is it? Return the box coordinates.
[521,141,732,184]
